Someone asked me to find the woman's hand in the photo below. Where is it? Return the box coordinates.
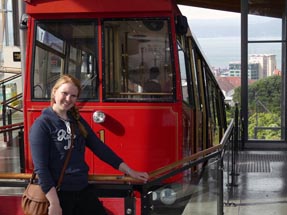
[128,169,149,182]
[46,187,62,215]
[119,162,149,182]
[48,203,62,215]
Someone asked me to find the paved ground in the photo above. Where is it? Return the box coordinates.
[224,151,287,215]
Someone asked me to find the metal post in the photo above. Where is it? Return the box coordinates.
[141,188,151,215]
[234,103,239,152]
[12,0,20,46]
[124,191,135,215]
[2,84,7,142]
[217,154,224,215]
[241,0,248,148]
[231,128,238,187]
[7,108,12,146]
[234,103,239,185]
[225,142,231,205]
[18,129,25,173]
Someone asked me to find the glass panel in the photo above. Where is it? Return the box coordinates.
[178,46,189,103]
[36,26,64,53]
[248,14,281,41]
[191,49,200,109]
[247,43,282,140]
[207,79,220,145]
[32,21,98,100]
[33,46,62,98]
[103,19,174,101]
[150,158,219,215]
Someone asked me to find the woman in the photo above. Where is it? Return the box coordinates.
[29,74,149,215]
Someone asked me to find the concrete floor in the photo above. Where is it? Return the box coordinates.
[224,151,287,215]
[179,150,287,215]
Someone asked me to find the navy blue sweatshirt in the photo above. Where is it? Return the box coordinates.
[29,107,123,193]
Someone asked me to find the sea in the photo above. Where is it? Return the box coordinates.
[197,36,282,70]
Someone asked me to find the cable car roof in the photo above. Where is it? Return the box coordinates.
[176,0,283,18]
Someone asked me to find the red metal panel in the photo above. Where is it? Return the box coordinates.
[81,104,180,174]
[25,0,173,15]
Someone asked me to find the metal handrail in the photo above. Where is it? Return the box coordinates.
[1,93,22,106]
[0,122,24,133]
[148,145,222,179]
[0,74,22,85]
[220,119,234,151]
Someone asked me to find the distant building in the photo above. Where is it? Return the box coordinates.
[217,54,279,105]
[216,76,255,106]
[223,54,276,80]
[228,61,241,77]
[216,76,241,105]
[225,61,259,80]
[249,54,276,78]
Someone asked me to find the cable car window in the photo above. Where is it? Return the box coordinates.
[176,37,195,107]
[178,44,190,104]
[102,19,174,101]
[36,26,64,53]
[32,21,98,100]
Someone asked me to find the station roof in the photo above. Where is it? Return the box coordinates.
[176,0,283,18]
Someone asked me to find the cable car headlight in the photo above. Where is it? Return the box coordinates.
[93,111,106,123]
[159,188,177,205]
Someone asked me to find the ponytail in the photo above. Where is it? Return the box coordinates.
[70,106,88,138]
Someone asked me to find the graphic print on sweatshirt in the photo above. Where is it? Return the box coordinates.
[57,120,72,150]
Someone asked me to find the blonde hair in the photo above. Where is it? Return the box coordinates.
[50,74,88,138]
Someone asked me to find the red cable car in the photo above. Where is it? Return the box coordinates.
[19,0,226,213]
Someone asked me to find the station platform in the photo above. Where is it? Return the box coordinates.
[224,150,287,215]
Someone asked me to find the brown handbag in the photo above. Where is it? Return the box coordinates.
[21,172,50,215]
[22,124,75,215]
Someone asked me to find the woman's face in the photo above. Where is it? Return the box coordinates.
[52,82,78,113]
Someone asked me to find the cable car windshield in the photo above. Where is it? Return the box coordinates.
[32,20,98,100]
[103,19,174,101]
[31,18,174,102]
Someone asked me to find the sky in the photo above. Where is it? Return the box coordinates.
[178,5,282,69]
[178,5,240,21]
[178,6,241,69]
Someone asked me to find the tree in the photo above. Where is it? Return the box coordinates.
[232,75,282,139]
[232,75,281,115]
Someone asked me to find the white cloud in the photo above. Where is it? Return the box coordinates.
[178,5,240,20]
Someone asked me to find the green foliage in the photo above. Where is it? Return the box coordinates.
[248,112,281,140]
[233,75,281,114]
[232,75,282,140]
[248,75,281,114]
[233,87,241,104]
[225,105,236,125]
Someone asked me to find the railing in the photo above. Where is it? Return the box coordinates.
[0,73,23,145]
[0,122,24,172]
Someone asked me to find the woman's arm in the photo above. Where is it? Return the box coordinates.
[29,118,55,193]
